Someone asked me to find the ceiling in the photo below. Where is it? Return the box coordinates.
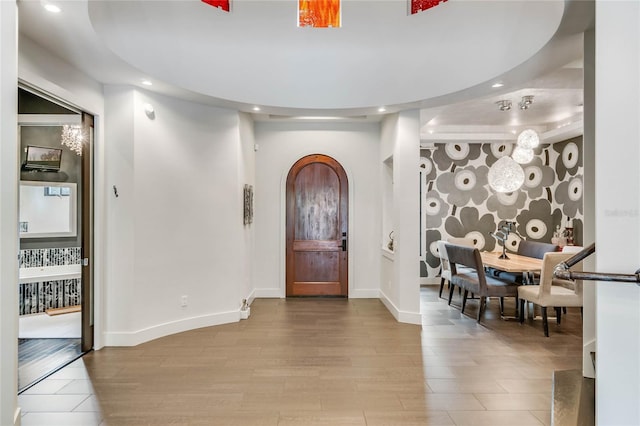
[17,0,594,143]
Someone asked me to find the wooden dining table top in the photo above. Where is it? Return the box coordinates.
[480,251,543,273]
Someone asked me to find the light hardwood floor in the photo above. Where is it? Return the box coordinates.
[19,285,583,425]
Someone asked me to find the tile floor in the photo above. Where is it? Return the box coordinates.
[19,311,82,339]
[19,358,103,426]
[18,285,583,425]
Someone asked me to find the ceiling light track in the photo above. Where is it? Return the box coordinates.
[497,95,535,112]
[496,100,512,111]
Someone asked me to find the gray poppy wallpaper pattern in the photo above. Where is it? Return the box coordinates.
[420,136,583,278]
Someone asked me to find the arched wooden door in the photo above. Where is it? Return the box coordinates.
[286,154,348,297]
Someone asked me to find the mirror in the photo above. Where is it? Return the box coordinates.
[19,181,77,238]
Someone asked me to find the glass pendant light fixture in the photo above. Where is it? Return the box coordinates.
[511,145,534,164]
[61,125,84,156]
[488,156,524,193]
[516,129,540,149]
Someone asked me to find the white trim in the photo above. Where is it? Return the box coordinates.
[379,289,422,325]
[253,288,283,298]
[103,311,240,347]
[245,288,257,306]
[17,114,81,125]
[13,407,21,426]
[350,289,380,299]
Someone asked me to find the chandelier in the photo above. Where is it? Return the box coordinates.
[511,145,534,164]
[488,156,524,193]
[516,128,540,149]
[61,125,84,156]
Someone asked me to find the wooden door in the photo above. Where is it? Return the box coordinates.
[286,154,348,297]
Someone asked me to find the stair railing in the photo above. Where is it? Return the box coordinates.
[554,243,640,285]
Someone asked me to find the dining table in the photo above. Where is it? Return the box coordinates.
[480,251,544,319]
[480,251,543,277]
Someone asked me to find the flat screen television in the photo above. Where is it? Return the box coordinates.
[23,145,62,171]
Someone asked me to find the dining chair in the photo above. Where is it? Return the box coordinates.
[553,246,583,314]
[492,239,558,284]
[439,238,475,301]
[436,240,452,299]
[517,240,559,259]
[447,237,475,247]
[518,252,582,336]
[553,246,583,290]
[445,243,520,322]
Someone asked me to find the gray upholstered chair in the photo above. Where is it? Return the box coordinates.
[517,240,559,259]
[518,252,583,337]
[437,238,475,301]
[445,243,520,322]
[493,239,558,283]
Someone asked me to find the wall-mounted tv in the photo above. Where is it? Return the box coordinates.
[23,145,62,171]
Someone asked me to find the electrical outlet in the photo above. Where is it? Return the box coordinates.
[181,295,188,307]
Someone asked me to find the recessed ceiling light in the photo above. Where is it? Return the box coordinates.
[492,82,504,88]
[141,80,152,86]
[378,107,386,113]
[43,3,61,13]
[252,106,261,112]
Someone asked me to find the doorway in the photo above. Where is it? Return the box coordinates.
[285,154,348,297]
[17,87,94,392]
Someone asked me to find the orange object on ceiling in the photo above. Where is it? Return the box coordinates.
[299,0,340,28]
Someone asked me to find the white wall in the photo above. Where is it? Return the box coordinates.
[253,122,381,299]
[238,112,256,304]
[19,30,256,348]
[103,88,251,345]
[582,28,596,379]
[595,2,640,424]
[0,2,20,424]
[379,112,421,324]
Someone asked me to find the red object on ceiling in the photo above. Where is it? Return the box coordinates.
[411,0,447,15]
[202,0,230,12]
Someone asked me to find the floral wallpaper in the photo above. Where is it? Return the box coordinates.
[420,137,583,278]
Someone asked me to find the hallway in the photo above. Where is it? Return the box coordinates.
[19,286,582,425]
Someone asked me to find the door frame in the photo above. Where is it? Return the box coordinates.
[280,152,353,298]
[17,83,96,352]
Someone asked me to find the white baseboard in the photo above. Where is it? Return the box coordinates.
[245,288,257,305]
[103,310,239,347]
[421,277,440,285]
[253,288,379,298]
[379,290,422,325]
[350,288,380,298]
[253,288,283,298]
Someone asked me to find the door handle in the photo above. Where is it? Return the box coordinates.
[341,232,347,251]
